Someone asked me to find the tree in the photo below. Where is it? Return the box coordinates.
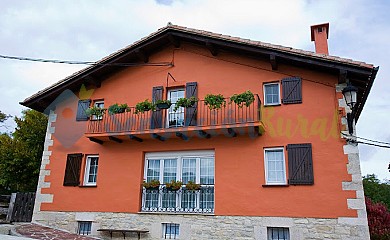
[363,174,390,209]
[0,110,47,193]
[0,111,7,122]
[366,197,390,239]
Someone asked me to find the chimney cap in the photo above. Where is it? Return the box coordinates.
[310,23,329,41]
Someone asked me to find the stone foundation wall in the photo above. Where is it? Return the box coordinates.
[33,211,369,240]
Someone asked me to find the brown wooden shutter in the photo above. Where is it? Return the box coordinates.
[287,143,314,185]
[76,99,91,121]
[151,86,164,129]
[185,82,197,126]
[282,77,302,104]
[63,153,83,186]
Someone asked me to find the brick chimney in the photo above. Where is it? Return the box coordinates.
[310,23,329,55]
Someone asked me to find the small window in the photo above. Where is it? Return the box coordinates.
[163,223,180,239]
[264,148,286,185]
[76,99,91,121]
[92,100,104,120]
[267,227,289,240]
[318,27,323,33]
[84,155,99,186]
[264,83,280,106]
[78,221,92,235]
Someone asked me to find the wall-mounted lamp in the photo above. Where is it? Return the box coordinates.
[342,83,358,134]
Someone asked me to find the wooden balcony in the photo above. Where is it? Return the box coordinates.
[85,95,264,144]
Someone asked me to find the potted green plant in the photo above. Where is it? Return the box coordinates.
[142,179,160,190]
[85,106,106,118]
[230,90,255,108]
[108,103,131,115]
[185,180,201,191]
[165,180,183,191]
[174,97,197,112]
[135,99,155,114]
[155,99,172,110]
[204,94,226,110]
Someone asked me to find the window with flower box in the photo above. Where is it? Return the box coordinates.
[142,151,214,213]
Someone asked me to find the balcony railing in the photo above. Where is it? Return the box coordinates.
[141,185,214,214]
[86,95,261,135]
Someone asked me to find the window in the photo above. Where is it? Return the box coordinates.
[264,83,280,105]
[267,227,289,240]
[76,99,91,121]
[84,155,99,186]
[92,100,104,120]
[264,148,286,185]
[142,151,214,213]
[167,89,185,127]
[63,153,83,186]
[78,221,92,235]
[162,223,180,239]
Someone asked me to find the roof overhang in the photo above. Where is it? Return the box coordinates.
[20,25,378,122]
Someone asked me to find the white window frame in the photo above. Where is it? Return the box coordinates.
[263,82,281,106]
[143,150,215,212]
[267,227,290,240]
[144,150,214,184]
[92,100,104,120]
[264,147,287,185]
[78,221,92,235]
[167,88,185,128]
[84,155,99,186]
[162,223,180,239]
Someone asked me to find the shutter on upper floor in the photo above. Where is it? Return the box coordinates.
[185,82,197,126]
[63,153,83,186]
[282,77,302,104]
[76,99,91,121]
[287,143,314,185]
[151,86,164,129]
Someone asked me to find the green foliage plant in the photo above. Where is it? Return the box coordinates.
[363,174,390,209]
[165,180,183,191]
[108,103,130,115]
[185,180,201,190]
[155,99,172,109]
[142,179,160,189]
[135,99,155,114]
[85,106,106,117]
[174,97,197,112]
[204,94,226,110]
[230,90,255,108]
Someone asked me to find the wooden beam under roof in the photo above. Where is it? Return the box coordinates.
[168,34,180,48]
[135,48,149,63]
[206,41,218,56]
[270,54,278,70]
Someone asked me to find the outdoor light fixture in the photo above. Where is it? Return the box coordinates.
[342,83,358,134]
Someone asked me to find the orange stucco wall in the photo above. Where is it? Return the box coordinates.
[41,43,356,218]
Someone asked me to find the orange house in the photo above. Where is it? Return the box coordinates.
[21,23,378,239]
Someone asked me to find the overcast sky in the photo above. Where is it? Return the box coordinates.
[0,0,389,180]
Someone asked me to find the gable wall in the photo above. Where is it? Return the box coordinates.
[38,42,356,218]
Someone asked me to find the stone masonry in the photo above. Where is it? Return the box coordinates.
[336,83,370,239]
[32,110,56,221]
[33,211,370,240]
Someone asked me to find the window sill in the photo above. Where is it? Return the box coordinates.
[264,104,281,107]
[79,185,97,188]
[138,211,214,216]
[262,184,289,188]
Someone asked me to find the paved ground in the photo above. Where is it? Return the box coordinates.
[14,223,99,240]
[0,235,35,240]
